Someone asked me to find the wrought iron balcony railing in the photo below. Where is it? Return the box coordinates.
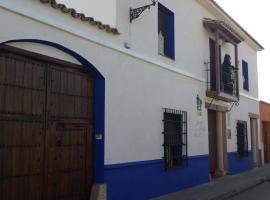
[206,62,239,102]
[220,65,238,96]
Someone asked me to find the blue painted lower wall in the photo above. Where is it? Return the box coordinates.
[104,155,209,200]
[228,152,252,175]
[104,152,254,200]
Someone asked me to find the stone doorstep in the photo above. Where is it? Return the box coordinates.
[90,184,107,200]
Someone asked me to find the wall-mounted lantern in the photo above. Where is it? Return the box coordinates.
[130,0,157,23]
[196,95,202,111]
[196,95,203,118]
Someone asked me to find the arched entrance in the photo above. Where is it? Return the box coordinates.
[0,40,105,200]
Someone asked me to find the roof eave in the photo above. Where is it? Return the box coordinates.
[197,0,264,51]
[40,0,120,35]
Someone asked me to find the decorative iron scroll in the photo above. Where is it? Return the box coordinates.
[130,0,157,23]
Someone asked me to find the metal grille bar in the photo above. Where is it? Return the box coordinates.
[236,120,248,158]
[163,108,188,170]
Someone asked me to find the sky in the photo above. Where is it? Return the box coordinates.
[215,0,270,103]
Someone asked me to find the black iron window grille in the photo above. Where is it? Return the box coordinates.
[236,121,248,158]
[163,108,188,170]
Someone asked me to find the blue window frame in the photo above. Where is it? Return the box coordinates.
[158,3,175,59]
[242,60,249,91]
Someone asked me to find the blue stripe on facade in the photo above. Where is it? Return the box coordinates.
[2,39,106,183]
[228,151,252,175]
[105,155,210,200]
[105,152,257,200]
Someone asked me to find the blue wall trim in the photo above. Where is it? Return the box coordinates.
[228,151,252,175]
[105,155,209,200]
[1,39,105,183]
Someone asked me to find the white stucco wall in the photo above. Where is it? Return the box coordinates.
[0,0,261,165]
[56,0,116,26]
[0,5,209,164]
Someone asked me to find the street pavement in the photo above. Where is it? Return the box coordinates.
[229,181,270,200]
[152,165,270,200]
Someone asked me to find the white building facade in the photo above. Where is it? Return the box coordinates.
[0,0,263,200]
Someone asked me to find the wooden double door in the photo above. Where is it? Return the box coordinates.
[0,45,94,200]
[262,121,270,164]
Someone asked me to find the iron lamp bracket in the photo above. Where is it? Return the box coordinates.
[130,0,157,23]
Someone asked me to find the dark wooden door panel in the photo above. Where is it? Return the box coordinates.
[49,67,94,120]
[0,54,46,115]
[0,175,43,200]
[46,122,90,200]
[47,124,87,172]
[208,110,217,175]
[265,122,270,163]
[0,121,43,200]
[47,171,85,200]
[0,47,93,200]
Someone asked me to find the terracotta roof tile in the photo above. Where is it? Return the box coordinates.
[40,0,120,35]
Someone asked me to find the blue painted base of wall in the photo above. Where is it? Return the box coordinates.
[105,152,254,200]
[104,155,209,200]
[228,152,252,175]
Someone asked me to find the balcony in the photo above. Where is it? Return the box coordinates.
[206,60,239,102]
[203,18,243,102]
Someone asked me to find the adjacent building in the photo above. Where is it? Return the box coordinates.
[0,0,264,199]
[260,101,270,164]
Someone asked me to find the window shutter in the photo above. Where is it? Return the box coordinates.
[209,39,216,91]
[158,3,175,60]
[166,12,175,59]
[242,60,249,91]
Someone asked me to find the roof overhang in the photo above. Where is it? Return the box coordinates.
[203,18,244,45]
[197,0,264,51]
[39,0,120,35]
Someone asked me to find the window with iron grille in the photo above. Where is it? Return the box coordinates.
[236,121,248,158]
[163,108,187,170]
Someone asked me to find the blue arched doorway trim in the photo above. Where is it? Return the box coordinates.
[1,39,105,183]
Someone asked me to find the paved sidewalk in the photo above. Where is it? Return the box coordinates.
[152,165,270,200]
